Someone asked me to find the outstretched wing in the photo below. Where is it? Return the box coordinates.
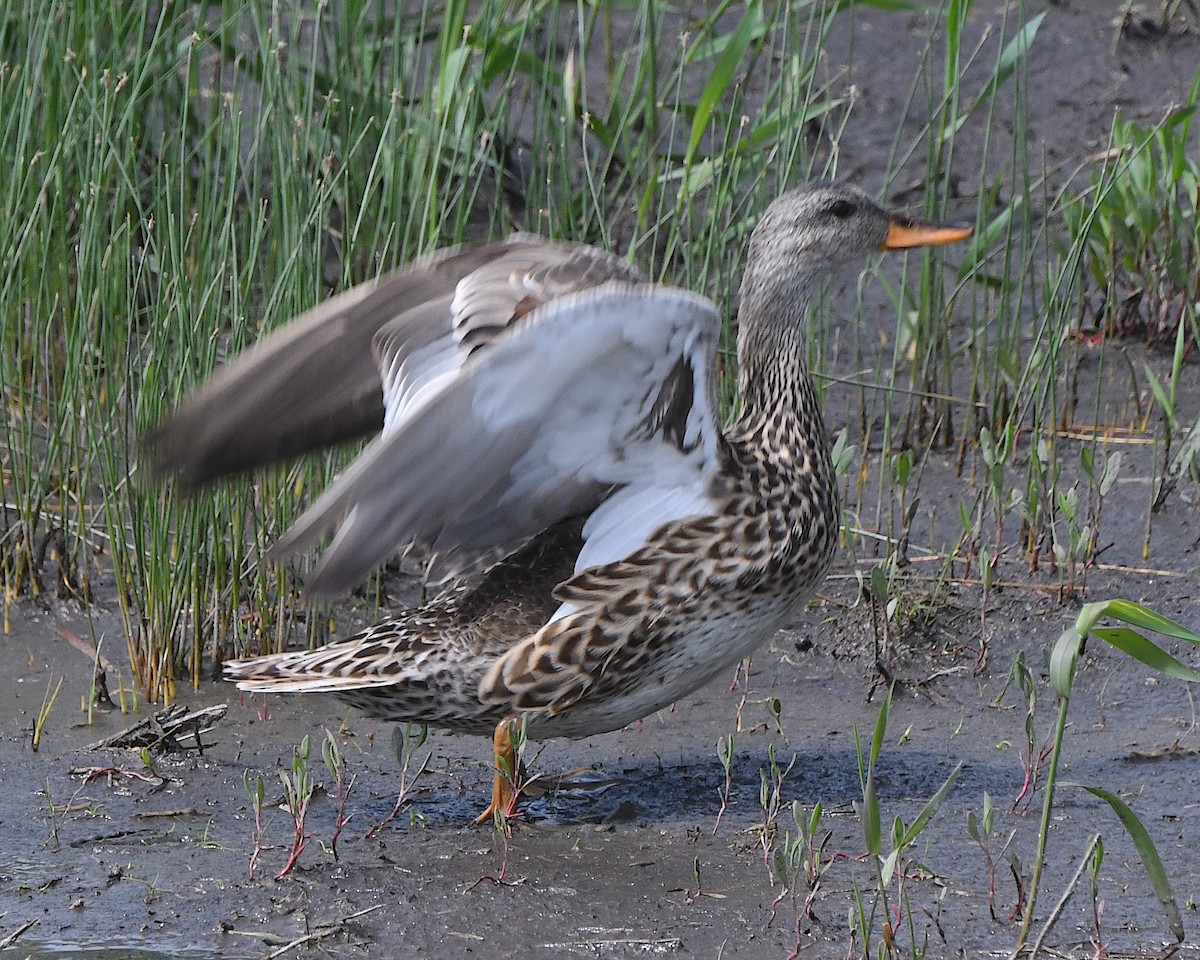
[141,236,639,488]
[271,282,724,598]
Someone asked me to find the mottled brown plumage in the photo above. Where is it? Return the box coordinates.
[146,182,970,818]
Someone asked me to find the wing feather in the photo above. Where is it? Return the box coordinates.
[272,283,723,598]
[142,236,640,488]
[141,243,507,487]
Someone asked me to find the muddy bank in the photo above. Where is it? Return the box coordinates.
[3,572,1200,958]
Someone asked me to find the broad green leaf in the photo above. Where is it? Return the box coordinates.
[1080,785,1184,942]
[434,46,471,116]
[1089,627,1200,683]
[881,845,900,886]
[1050,627,1082,698]
[1101,599,1200,645]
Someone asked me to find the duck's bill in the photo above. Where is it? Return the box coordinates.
[882,218,973,250]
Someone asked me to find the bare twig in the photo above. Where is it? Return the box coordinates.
[87,704,227,753]
[133,807,201,819]
[265,905,382,959]
[0,918,40,948]
[1027,833,1102,959]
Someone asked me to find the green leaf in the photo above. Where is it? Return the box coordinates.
[880,845,900,886]
[870,564,887,602]
[1080,785,1184,942]
[861,774,882,856]
[435,46,471,116]
[685,0,762,163]
[898,762,963,847]
[1101,599,1200,645]
[1143,363,1177,432]
[1050,627,1082,698]
[1089,627,1200,683]
[870,684,892,769]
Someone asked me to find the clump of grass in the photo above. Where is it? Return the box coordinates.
[31,675,64,752]
[1065,68,1200,347]
[851,684,961,958]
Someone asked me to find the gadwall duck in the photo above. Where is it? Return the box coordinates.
[145,182,971,821]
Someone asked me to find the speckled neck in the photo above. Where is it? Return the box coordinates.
[728,261,837,532]
[732,263,820,431]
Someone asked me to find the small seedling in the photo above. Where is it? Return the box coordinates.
[966,791,1004,921]
[713,732,736,834]
[756,744,796,874]
[274,735,314,880]
[244,770,266,880]
[767,797,834,956]
[997,651,1046,812]
[32,675,64,752]
[366,722,430,836]
[321,728,355,860]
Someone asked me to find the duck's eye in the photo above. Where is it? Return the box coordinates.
[827,199,856,219]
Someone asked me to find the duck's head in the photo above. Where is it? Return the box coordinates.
[744,182,972,293]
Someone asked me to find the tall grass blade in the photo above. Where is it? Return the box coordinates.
[945,12,1045,139]
[685,1,764,163]
[897,761,962,847]
[1079,785,1185,943]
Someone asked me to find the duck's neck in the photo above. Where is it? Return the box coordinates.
[727,267,838,554]
[732,269,823,436]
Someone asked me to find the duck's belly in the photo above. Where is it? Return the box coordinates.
[528,592,799,741]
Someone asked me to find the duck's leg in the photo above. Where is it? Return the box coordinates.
[474,716,521,825]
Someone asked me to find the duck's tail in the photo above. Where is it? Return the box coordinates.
[224,623,433,694]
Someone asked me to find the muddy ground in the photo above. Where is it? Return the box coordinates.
[4,3,1200,958]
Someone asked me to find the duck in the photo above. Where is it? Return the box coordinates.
[144,181,971,822]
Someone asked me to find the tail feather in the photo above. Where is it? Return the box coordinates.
[225,656,403,695]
